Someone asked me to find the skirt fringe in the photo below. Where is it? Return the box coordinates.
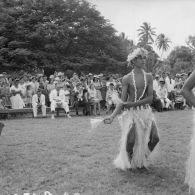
[114,106,159,170]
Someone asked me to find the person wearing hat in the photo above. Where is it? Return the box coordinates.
[49,82,71,119]
[32,88,46,118]
[10,78,25,109]
[156,78,172,110]
[104,47,159,170]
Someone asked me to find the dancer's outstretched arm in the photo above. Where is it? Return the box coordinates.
[181,70,195,107]
[104,76,128,124]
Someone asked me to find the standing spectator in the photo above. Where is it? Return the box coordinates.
[64,84,71,106]
[87,73,93,85]
[153,75,160,92]
[73,83,84,115]
[19,77,27,98]
[70,73,80,85]
[167,74,175,102]
[82,88,90,115]
[106,83,118,113]
[93,75,102,102]
[32,88,46,118]
[25,84,34,107]
[10,78,25,109]
[88,83,101,115]
[30,76,39,94]
[106,75,116,88]
[47,75,55,93]
[99,80,107,110]
[0,82,11,108]
[174,83,185,109]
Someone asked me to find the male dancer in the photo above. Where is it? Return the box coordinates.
[181,70,195,194]
[104,48,159,170]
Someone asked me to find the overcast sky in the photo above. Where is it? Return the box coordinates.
[88,0,195,57]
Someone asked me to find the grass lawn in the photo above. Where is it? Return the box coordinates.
[0,110,193,195]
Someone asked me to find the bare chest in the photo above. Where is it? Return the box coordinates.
[127,73,148,99]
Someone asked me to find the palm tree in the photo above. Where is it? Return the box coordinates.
[156,33,171,59]
[137,22,156,46]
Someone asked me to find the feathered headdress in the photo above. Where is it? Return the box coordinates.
[127,48,148,66]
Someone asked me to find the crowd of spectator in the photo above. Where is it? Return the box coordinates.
[0,70,192,119]
[152,71,193,111]
[0,71,122,118]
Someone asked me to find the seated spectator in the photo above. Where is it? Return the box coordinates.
[10,78,25,109]
[156,78,172,110]
[49,82,71,119]
[32,88,46,118]
[151,90,163,112]
[106,83,118,113]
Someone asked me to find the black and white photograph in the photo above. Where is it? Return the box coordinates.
[0,0,195,194]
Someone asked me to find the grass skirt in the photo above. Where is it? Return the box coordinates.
[114,105,159,170]
[185,110,195,193]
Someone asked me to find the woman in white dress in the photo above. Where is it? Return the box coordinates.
[10,78,25,109]
[182,70,195,194]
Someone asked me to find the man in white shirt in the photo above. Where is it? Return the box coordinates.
[49,83,71,119]
[157,78,172,109]
[32,88,46,118]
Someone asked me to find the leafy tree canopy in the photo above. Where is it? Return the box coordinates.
[0,0,132,74]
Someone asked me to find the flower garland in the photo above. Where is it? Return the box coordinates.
[132,69,147,102]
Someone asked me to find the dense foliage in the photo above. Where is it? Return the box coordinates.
[0,0,132,75]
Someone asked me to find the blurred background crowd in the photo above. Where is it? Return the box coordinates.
[0,70,193,119]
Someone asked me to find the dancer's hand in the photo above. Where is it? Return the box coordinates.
[123,101,134,108]
[104,116,114,124]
